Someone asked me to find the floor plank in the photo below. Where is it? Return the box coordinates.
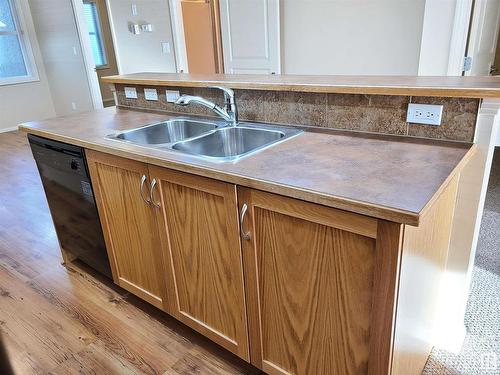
[0,131,259,374]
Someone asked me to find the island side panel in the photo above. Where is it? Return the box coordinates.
[391,175,460,375]
[442,98,500,348]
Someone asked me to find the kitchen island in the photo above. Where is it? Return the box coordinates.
[20,73,500,375]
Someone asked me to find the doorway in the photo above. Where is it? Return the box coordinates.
[82,0,118,107]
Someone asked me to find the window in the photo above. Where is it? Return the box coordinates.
[0,0,37,84]
[83,1,107,68]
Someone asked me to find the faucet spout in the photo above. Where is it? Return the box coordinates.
[174,87,238,125]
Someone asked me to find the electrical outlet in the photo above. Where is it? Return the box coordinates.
[166,90,180,103]
[124,87,138,99]
[144,88,158,101]
[407,103,443,126]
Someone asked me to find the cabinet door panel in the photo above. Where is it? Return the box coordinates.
[150,166,249,360]
[86,150,164,309]
[239,188,377,375]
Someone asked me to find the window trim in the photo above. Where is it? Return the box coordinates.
[0,0,39,86]
[83,0,108,69]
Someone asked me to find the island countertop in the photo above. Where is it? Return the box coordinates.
[19,106,474,225]
[101,72,500,98]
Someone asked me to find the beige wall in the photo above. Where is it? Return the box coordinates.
[0,0,55,132]
[280,0,426,75]
[29,0,94,116]
[107,0,177,74]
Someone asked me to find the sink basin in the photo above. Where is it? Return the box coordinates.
[112,119,218,145]
[172,126,287,160]
[107,116,303,162]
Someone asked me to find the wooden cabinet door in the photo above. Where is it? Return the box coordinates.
[86,150,165,309]
[149,166,249,360]
[238,187,380,375]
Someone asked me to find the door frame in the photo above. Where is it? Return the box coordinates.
[70,0,104,109]
[464,0,500,77]
[169,0,189,73]
[417,0,473,76]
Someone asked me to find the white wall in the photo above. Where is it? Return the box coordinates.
[418,0,472,76]
[280,0,426,75]
[418,1,458,75]
[29,0,94,116]
[107,0,176,74]
[0,0,55,132]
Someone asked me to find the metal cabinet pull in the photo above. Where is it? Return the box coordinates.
[240,203,251,240]
[149,178,161,208]
[140,175,151,205]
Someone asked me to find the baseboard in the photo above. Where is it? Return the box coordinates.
[0,126,19,133]
[434,322,466,353]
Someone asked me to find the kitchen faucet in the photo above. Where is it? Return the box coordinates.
[175,86,238,126]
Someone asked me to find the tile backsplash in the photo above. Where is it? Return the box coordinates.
[113,84,479,142]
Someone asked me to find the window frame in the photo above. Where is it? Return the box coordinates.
[83,0,108,70]
[0,0,39,86]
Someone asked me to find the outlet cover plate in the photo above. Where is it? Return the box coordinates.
[124,87,137,99]
[407,103,443,126]
[166,90,180,103]
[144,88,158,101]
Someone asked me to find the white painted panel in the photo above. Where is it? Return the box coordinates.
[231,68,272,74]
[466,0,500,76]
[219,0,280,74]
[228,1,268,59]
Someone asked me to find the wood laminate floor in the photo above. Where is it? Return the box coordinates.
[0,131,258,374]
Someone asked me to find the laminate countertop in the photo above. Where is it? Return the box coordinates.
[19,107,474,226]
[101,72,500,98]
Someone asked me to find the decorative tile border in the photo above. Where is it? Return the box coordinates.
[112,84,478,142]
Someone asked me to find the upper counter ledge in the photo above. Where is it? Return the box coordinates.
[101,72,500,98]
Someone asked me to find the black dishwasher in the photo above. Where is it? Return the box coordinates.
[28,134,112,278]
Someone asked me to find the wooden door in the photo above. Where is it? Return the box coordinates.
[149,166,249,360]
[86,150,165,309]
[219,0,280,74]
[238,188,381,375]
[181,0,223,73]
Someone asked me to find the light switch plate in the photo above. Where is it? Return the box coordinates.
[124,87,137,99]
[407,103,443,126]
[166,90,180,103]
[144,88,158,101]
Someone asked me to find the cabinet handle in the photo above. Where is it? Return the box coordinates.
[240,203,251,240]
[149,178,161,208]
[140,175,151,205]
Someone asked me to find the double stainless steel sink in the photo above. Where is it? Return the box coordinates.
[108,117,303,162]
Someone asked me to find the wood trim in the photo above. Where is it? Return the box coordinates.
[368,221,404,375]
[244,188,378,238]
[101,73,500,98]
[238,187,262,368]
[59,246,77,265]
[86,149,121,283]
[211,0,224,73]
[418,144,476,219]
